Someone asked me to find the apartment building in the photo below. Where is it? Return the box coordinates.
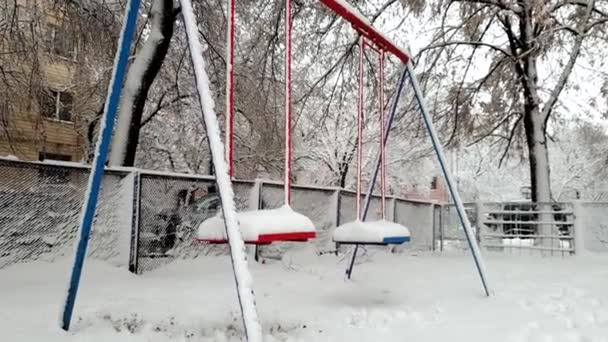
[0,0,114,162]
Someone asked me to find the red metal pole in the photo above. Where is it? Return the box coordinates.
[284,0,292,205]
[225,0,235,177]
[379,50,386,220]
[362,39,380,54]
[356,37,364,220]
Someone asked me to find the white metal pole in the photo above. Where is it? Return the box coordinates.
[180,0,263,339]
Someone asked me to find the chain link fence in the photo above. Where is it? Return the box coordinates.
[0,157,456,274]
[132,173,257,273]
[0,159,131,269]
[4,157,600,275]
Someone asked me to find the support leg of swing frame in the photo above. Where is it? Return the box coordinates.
[405,61,491,296]
[345,67,410,279]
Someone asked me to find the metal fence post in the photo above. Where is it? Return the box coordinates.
[432,204,439,252]
[335,189,342,227]
[257,180,264,210]
[388,197,396,223]
[253,180,265,261]
[572,200,584,256]
[335,189,342,252]
[248,179,262,210]
[128,171,141,274]
[475,201,484,246]
[439,205,444,252]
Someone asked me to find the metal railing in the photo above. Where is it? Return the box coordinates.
[478,202,575,255]
[435,201,577,255]
[0,158,132,269]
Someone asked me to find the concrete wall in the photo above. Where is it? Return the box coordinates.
[394,199,435,251]
[574,201,608,254]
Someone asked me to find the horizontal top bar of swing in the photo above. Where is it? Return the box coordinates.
[319,0,410,64]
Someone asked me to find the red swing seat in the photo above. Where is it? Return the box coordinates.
[195,206,317,245]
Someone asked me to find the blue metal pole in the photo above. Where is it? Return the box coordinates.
[406,61,491,296]
[60,0,141,330]
[346,68,409,279]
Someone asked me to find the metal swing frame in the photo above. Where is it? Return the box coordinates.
[61,1,490,334]
[319,0,490,296]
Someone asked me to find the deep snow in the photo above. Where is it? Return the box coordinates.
[1,249,607,341]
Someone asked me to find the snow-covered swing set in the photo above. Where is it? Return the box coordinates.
[311,0,490,285]
[59,0,491,339]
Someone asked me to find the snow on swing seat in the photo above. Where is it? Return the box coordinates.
[332,220,411,245]
[195,205,316,245]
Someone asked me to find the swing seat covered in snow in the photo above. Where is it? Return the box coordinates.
[196,205,316,245]
[332,220,410,245]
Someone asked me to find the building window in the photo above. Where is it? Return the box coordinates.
[38,152,72,184]
[46,24,76,59]
[40,90,73,122]
[39,153,72,162]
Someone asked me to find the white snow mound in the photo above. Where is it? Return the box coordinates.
[333,220,411,243]
[197,205,316,241]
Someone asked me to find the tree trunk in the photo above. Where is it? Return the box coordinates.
[518,1,552,205]
[523,109,553,251]
[523,108,552,204]
[337,135,359,188]
[109,0,175,166]
[521,46,553,251]
[338,161,349,188]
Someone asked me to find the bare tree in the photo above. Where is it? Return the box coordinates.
[415,0,608,203]
[551,121,608,200]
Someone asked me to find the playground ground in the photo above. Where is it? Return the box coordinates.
[1,249,607,341]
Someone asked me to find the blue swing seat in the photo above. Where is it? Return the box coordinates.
[332,220,411,246]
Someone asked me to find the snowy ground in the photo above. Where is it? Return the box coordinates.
[1,249,607,341]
